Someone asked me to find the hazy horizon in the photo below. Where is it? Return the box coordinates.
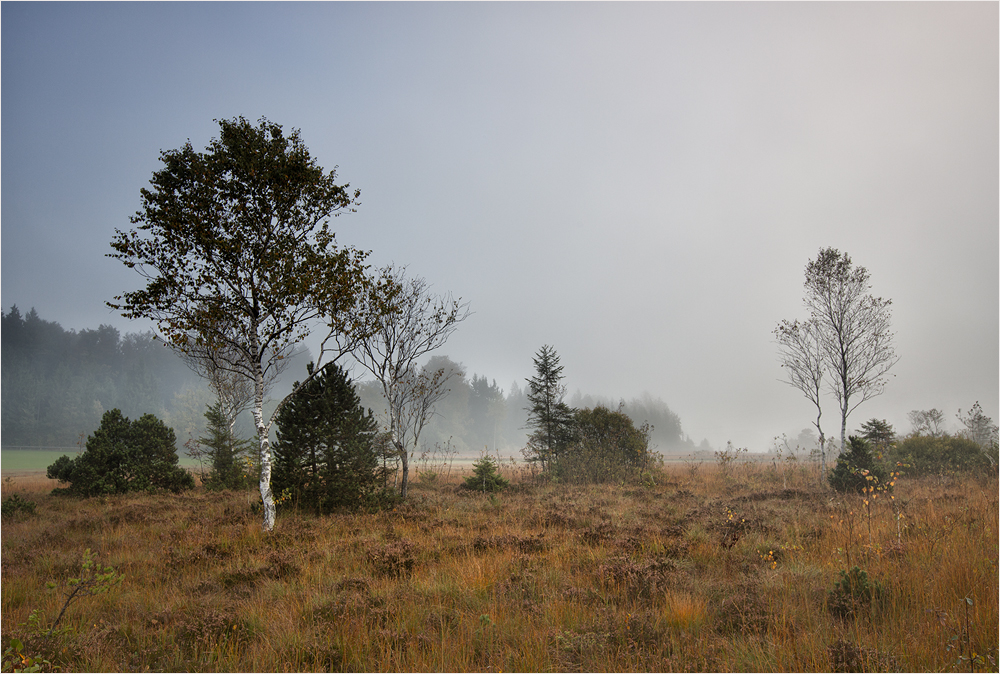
[3,2,997,452]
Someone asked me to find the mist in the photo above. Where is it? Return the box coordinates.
[2,3,996,453]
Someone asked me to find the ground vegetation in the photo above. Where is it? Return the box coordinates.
[4,455,995,672]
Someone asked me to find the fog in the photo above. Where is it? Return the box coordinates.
[3,3,997,453]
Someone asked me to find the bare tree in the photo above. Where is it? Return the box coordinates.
[179,336,264,434]
[956,402,999,467]
[774,318,829,477]
[803,248,899,452]
[344,266,470,498]
[908,408,947,438]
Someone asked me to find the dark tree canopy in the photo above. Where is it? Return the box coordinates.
[47,409,193,496]
[828,436,889,495]
[553,405,653,484]
[858,418,895,457]
[108,116,382,531]
[273,363,384,513]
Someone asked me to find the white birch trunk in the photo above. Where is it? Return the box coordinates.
[251,335,275,532]
[255,407,276,532]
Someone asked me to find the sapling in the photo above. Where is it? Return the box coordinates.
[45,549,123,637]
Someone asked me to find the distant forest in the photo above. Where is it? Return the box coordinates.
[1,306,203,447]
[1,307,704,456]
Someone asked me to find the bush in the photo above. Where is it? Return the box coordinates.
[196,402,255,491]
[888,434,993,476]
[549,405,654,484]
[828,566,885,619]
[462,454,509,492]
[47,409,194,496]
[829,436,889,494]
[1,493,36,518]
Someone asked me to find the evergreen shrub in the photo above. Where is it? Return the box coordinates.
[47,409,194,496]
[462,454,509,492]
[828,436,889,494]
[273,363,390,513]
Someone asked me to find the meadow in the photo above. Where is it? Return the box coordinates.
[1,459,997,672]
[0,450,203,475]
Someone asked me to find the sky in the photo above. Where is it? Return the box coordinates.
[3,2,997,452]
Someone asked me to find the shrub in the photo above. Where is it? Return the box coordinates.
[829,436,889,494]
[828,566,884,619]
[47,409,194,496]
[196,402,255,491]
[888,434,993,476]
[549,405,654,484]
[1,493,36,518]
[462,454,509,493]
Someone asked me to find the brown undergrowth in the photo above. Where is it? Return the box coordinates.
[1,463,997,672]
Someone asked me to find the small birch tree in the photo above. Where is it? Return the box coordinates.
[802,248,898,452]
[345,266,470,498]
[108,116,384,531]
[774,318,829,477]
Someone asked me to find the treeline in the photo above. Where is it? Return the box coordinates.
[3,307,700,458]
[1,306,201,447]
[353,355,703,456]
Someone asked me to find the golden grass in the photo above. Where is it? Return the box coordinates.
[2,462,997,672]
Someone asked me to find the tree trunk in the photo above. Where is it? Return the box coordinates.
[254,407,276,532]
[396,439,409,499]
[814,409,827,485]
[252,352,275,532]
[839,401,848,457]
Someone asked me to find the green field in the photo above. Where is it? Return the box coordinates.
[0,449,79,473]
[0,449,202,473]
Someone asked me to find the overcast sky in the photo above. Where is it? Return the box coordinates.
[3,2,997,451]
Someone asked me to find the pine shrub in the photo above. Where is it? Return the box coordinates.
[462,454,509,492]
[829,436,889,494]
[47,409,194,496]
[273,363,389,513]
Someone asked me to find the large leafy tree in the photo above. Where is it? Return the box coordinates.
[108,116,383,531]
[273,363,383,513]
[47,409,194,496]
[523,345,577,470]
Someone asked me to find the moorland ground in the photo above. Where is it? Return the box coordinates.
[1,460,997,672]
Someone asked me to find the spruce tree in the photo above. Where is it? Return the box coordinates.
[198,402,254,491]
[273,363,382,513]
[523,345,577,469]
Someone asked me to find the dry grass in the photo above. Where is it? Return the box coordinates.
[2,461,997,672]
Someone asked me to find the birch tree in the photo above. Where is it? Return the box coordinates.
[108,116,385,531]
[180,337,261,434]
[801,248,898,452]
[774,318,829,477]
[345,266,470,498]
